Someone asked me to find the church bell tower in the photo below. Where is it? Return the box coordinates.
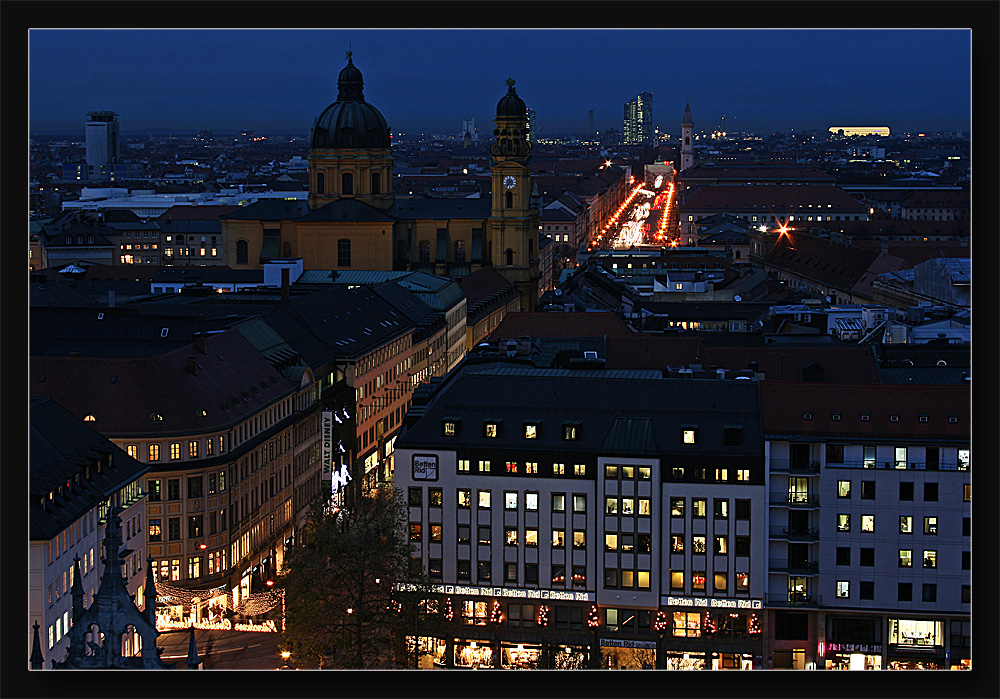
[489,78,540,312]
[680,101,695,172]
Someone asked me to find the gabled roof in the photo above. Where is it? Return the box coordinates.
[30,396,150,540]
[298,198,396,223]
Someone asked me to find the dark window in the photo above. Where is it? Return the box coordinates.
[316,171,325,194]
[188,515,203,539]
[962,551,970,569]
[861,481,875,500]
[454,240,467,263]
[338,239,351,267]
[408,488,422,506]
[962,517,970,536]
[167,479,180,500]
[922,583,936,602]
[899,482,914,501]
[147,479,161,501]
[723,427,743,446]
[898,582,912,602]
[187,476,203,499]
[419,240,430,263]
[525,563,538,584]
[236,239,249,265]
[457,560,470,581]
[735,536,750,556]
[167,518,180,540]
[396,239,408,262]
[836,547,851,566]
[342,172,353,194]
[735,499,751,520]
[370,171,381,194]
[429,559,442,579]
[826,444,844,463]
[505,248,514,265]
[773,611,808,640]
[860,581,874,600]
[923,482,938,502]
[961,585,970,603]
[860,548,875,566]
[478,561,491,582]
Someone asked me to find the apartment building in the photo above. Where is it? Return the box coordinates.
[761,382,971,670]
[393,359,766,669]
[29,397,150,665]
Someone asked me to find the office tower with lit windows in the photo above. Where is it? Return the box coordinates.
[526,108,537,143]
[623,92,653,145]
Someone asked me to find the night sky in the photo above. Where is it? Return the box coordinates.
[28,28,972,137]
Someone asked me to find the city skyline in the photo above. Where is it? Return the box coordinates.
[28,28,973,137]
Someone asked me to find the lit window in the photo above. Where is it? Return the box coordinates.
[478,491,491,508]
[924,517,937,535]
[506,461,518,474]
[900,516,913,534]
[169,442,181,460]
[574,463,586,476]
[457,459,470,472]
[563,424,578,441]
[553,463,565,475]
[837,514,851,532]
[899,549,912,568]
[478,460,491,473]
[683,429,696,444]
[505,492,518,510]
[923,550,937,568]
[836,581,850,598]
[484,422,498,438]
[443,421,457,436]
[525,493,538,511]
[862,515,875,532]
[525,462,538,474]
[837,481,851,498]
[524,424,537,439]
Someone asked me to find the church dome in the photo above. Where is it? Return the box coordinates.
[311,52,391,150]
[495,78,526,118]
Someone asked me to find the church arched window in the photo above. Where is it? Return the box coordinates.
[316,171,325,194]
[505,248,514,265]
[371,171,381,194]
[505,192,513,208]
[236,239,249,265]
[342,172,354,195]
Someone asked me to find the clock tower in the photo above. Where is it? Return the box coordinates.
[489,78,540,311]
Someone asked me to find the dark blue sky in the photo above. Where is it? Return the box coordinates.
[28,29,972,136]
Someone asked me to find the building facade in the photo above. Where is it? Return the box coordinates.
[393,360,767,669]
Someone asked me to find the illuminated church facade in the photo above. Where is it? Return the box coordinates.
[221,52,540,311]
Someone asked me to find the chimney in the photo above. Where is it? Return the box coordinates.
[281,267,290,302]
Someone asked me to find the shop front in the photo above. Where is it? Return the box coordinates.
[454,639,496,668]
[600,638,658,670]
[658,599,764,669]
[500,642,542,669]
[822,615,883,670]
[886,618,946,670]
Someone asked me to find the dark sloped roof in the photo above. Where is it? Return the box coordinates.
[30,396,150,540]
[30,328,292,436]
[297,198,397,223]
[490,312,634,340]
[220,199,311,221]
[388,197,491,220]
[601,417,659,455]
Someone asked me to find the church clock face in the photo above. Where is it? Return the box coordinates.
[503,175,517,189]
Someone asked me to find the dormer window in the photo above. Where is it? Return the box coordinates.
[682,427,698,444]
[563,423,579,441]
[484,421,500,438]
[524,423,539,439]
[84,414,96,422]
[149,413,163,422]
[442,419,459,437]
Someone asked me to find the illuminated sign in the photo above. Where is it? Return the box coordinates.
[664,596,762,609]
[331,464,352,494]
[321,411,334,477]
[395,582,593,602]
[600,638,657,649]
[412,454,438,481]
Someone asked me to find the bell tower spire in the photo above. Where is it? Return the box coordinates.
[489,78,540,311]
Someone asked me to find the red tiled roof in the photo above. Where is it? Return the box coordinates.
[490,312,635,340]
[704,346,879,383]
[680,184,867,212]
[605,336,713,369]
[761,381,970,439]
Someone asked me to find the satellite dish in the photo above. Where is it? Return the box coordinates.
[733,295,742,302]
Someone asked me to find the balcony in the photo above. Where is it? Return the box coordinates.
[823,459,969,472]
[765,593,822,608]
[770,493,820,508]
[769,458,821,475]
[769,526,820,541]
[769,559,820,575]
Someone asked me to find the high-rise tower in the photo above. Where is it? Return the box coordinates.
[623,92,653,144]
[489,78,540,312]
[85,110,119,179]
[681,101,694,171]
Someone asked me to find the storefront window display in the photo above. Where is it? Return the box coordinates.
[406,636,447,668]
[888,619,943,650]
[554,646,587,669]
[454,641,495,668]
[663,652,706,670]
[711,652,754,670]
[825,652,883,670]
[501,643,541,669]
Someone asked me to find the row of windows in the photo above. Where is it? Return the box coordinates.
[834,479,965,502]
[669,571,750,594]
[445,421,742,447]
[670,498,752,519]
[314,170,382,196]
[833,546,970,570]
[452,459,753,482]
[832,580,969,603]
[834,513,958,535]
[670,534,751,556]
[148,511,227,541]
[131,436,223,462]
[147,472,227,501]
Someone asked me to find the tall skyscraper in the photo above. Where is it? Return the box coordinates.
[526,107,537,142]
[85,110,120,178]
[623,92,653,144]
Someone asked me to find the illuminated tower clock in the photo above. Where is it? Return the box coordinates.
[489,78,540,312]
